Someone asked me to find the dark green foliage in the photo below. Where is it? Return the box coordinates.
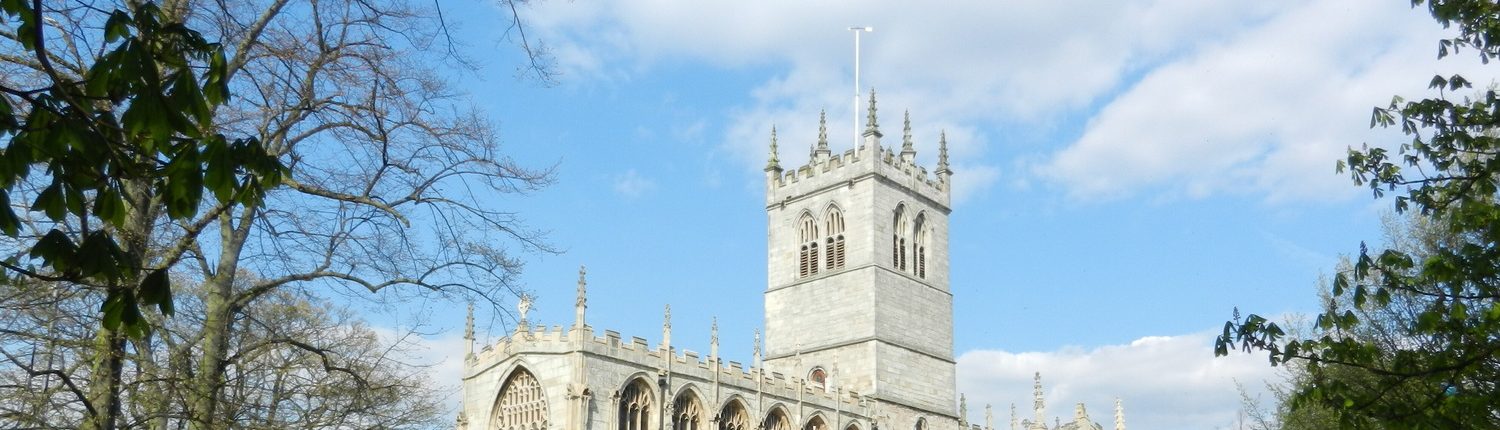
[0,2,283,338]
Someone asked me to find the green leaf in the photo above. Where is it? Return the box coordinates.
[93,187,126,227]
[31,182,65,221]
[138,268,173,316]
[0,193,18,236]
[103,10,130,43]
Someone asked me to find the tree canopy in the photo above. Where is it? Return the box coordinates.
[1218,0,1500,428]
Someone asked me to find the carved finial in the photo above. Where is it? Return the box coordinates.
[1114,398,1125,430]
[766,126,781,172]
[818,109,828,148]
[709,316,719,361]
[937,130,951,175]
[960,393,969,426]
[863,88,882,137]
[574,265,587,330]
[1033,372,1045,424]
[659,304,672,353]
[464,302,475,340]
[463,302,475,356]
[1010,403,1018,430]
[986,404,994,430]
[901,110,914,152]
[752,329,762,367]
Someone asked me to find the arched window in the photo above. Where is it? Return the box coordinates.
[804,415,828,430]
[892,205,909,272]
[914,417,927,430]
[824,207,846,271]
[673,391,704,430]
[618,379,653,430]
[912,213,928,279]
[718,400,750,430]
[492,367,549,430]
[844,424,860,430]
[799,214,819,278]
[808,367,827,389]
[762,408,792,430]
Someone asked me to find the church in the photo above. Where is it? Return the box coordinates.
[455,91,1125,430]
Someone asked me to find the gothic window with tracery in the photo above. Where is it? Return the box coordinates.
[824,207,846,271]
[892,205,909,272]
[618,379,653,430]
[912,213,928,279]
[718,400,750,430]
[763,409,792,430]
[798,214,819,278]
[491,368,549,430]
[673,391,704,430]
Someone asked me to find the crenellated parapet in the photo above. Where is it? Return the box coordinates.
[468,322,868,412]
[765,88,952,210]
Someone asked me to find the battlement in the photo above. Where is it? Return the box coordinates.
[765,91,952,210]
[468,321,867,410]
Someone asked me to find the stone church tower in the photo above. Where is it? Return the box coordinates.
[762,90,957,428]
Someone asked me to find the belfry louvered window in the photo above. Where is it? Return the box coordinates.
[913,214,928,279]
[825,206,846,271]
[893,205,909,272]
[798,214,819,278]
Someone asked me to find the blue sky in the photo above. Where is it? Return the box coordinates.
[386,1,1493,428]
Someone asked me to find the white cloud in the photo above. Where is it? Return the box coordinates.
[1040,0,1487,203]
[613,169,656,198]
[951,163,1001,207]
[520,0,1319,202]
[957,332,1282,430]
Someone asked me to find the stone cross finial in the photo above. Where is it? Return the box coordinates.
[517,293,533,331]
[574,265,587,330]
[937,130,951,175]
[863,88,882,138]
[766,126,781,172]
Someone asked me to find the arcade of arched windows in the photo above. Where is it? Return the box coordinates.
[673,391,705,430]
[617,379,653,430]
[491,368,549,430]
[718,400,751,430]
